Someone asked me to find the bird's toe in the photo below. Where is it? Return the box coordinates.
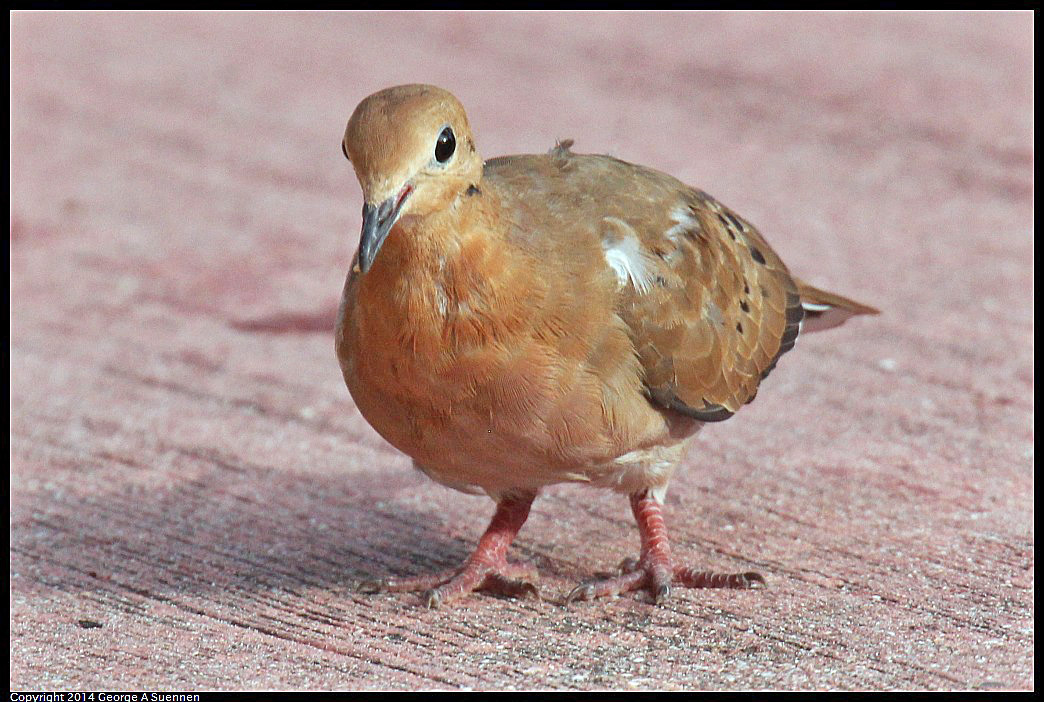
[481,572,541,600]
[355,579,384,594]
[674,566,767,589]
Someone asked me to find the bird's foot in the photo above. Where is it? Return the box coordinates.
[358,561,539,608]
[565,557,763,604]
[356,492,539,608]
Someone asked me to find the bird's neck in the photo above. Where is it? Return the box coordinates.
[356,193,539,354]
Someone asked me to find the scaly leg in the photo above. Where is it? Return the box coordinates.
[359,491,539,608]
[565,489,764,603]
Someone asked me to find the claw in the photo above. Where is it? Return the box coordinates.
[423,588,443,609]
[515,580,542,600]
[565,583,596,604]
[742,572,766,588]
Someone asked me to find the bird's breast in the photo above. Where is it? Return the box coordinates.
[335,232,674,493]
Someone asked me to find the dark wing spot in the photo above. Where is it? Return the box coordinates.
[740,300,750,313]
[724,211,746,232]
[715,213,737,239]
[466,184,481,197]
[736,321,744,334]
[750,246,766,265]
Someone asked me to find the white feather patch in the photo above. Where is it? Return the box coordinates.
[601,217,657,294]
[664,206,698,243]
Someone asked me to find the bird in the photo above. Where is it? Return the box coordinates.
[336,84,878,607]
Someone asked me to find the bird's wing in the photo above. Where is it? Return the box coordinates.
[486,146,838,424]
[614,185,803,422]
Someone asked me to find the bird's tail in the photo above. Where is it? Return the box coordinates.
[795,278,879,334]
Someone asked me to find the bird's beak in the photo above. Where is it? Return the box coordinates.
[358,184,412,273]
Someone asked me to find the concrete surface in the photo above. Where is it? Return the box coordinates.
[10,10,1033,691]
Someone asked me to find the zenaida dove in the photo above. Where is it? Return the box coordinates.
[337,84,877,607]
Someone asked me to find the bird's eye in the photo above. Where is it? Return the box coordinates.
[341,141,350,161]
[435,127,456,163]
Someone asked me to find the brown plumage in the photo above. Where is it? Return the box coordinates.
[336,84,878,607]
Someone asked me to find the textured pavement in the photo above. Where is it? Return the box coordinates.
[10,11,1033,691]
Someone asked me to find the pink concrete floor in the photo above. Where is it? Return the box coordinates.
[10,11,1033,691]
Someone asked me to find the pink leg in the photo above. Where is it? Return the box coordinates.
[359,492,540,608]
[566,490,764,604]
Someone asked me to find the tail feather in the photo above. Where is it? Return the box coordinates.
[795,278,879,334]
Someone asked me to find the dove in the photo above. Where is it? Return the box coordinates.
[336,84,877,607]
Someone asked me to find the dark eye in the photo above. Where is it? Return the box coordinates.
[435,127,455,163]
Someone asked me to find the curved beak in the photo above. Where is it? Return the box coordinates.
[358,185,412,273]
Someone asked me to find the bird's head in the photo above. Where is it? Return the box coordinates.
[342,84,483,273]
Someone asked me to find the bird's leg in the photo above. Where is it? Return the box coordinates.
[566,489,764,603]
[359,491,540,608]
